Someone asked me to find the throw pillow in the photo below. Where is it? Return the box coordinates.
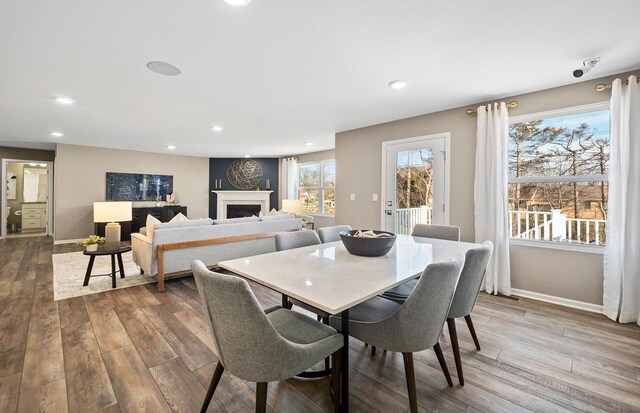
[268,208,280,216]
[213,216,260,225]
[146,214,162,236]
[170,212,189,223]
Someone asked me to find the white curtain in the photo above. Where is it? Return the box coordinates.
[281,157,298,200]
[474,102,511,295]
[603,75,640,325]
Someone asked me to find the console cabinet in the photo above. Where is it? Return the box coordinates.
[95,205,188,241]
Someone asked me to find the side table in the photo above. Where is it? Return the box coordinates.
[83,245,132,289]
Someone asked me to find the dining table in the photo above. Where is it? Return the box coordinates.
[218,233,480,412]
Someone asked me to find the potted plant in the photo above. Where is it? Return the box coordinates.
[78,235,106,252]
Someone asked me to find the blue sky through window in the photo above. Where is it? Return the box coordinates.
[397,149,433,167]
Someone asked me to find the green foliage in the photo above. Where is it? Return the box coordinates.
[77,235,106,246]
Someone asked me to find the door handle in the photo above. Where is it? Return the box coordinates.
[385,209,394,216]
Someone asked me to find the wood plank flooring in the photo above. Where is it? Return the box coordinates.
[1,236,640,412]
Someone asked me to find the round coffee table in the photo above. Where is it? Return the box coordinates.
[83,245,132,289]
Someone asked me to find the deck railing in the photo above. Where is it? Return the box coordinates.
[509,209,606,246]
[396,207,606,245]
[395,206,432,235]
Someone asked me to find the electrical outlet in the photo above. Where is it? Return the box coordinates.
[372,194,378,202]
[350,193,356,201]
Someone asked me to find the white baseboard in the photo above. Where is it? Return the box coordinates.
[511,288,603,314]
[53,238,83,245]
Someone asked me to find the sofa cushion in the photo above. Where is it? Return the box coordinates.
[154,218,213,232]
[146,214,162,235]
[260,214,294,222]
[213,216,260,225]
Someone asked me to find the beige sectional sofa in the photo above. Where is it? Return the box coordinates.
[131,215,302,291]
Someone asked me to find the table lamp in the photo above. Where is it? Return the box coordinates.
[94,201,132,249]
[281,199,302,215]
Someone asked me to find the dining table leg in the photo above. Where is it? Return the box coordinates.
[340,309,349,412]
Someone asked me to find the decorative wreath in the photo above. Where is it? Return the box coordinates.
[226,159,263,190]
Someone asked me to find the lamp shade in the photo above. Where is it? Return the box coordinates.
[281,199,302,214]
[93,201,132,223]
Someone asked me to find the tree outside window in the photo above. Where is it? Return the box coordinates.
[298,160,335,214]
[508,107,609,246]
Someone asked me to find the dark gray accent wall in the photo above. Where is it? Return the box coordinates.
[209,158,279,219]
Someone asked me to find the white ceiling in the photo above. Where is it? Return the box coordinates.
[1,0,639,158]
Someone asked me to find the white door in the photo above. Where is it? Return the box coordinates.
[382,135,448,234]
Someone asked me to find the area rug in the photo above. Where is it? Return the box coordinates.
[52,251,157,301]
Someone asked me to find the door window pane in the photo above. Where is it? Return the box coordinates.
[395,149,433,234]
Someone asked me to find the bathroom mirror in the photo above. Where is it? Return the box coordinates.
[23,167,48,202]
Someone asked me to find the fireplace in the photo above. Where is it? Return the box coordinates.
[227,204,261,218]
[213,191,272,219]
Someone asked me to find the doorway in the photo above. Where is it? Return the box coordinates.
[381,133,450,234]
[1,159,53,238]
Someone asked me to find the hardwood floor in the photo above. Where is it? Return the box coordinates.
[1,236,640,412]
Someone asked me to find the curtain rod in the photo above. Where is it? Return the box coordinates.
[465,100,518,115]
[595,77,640,91]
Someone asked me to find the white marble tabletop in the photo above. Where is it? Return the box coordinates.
[219,234,480,314]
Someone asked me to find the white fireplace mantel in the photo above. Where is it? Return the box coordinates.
[213,191,273,218]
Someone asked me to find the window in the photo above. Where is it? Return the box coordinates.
[508,105,609,247]
[298,160,335,215]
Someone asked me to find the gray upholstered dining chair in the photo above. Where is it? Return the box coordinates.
[368,223,460,355]
[317,225,352,243]
[274,230,328,317]
[191,260,343,413]
[411,223,461,241]
[274,230,321,251]
[381,241,493,386]
[329,256,465,413]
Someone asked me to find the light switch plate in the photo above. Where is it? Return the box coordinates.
[372,194,378,202]
[350,193,356,201]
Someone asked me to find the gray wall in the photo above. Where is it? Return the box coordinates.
[281,149,336,229]
[335,71,637,306]
[1,146,55,237]
[54,144,209,241]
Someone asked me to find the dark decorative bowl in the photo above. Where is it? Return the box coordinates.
[339,230,397,257]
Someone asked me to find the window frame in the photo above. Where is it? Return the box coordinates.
[507,101,609,254]
[298,159,336,216]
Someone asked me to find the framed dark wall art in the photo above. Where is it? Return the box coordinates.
[106,172,173,201]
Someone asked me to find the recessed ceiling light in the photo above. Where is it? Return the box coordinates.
[166,145,176,150]
[54,97,74,105]
[211,126,223,132]
[50,132,63,137]
[244,154,251,158]
[223,0,252,6]
[147,61,182,76]
[388,79,409,89]
[305,142,314,146]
